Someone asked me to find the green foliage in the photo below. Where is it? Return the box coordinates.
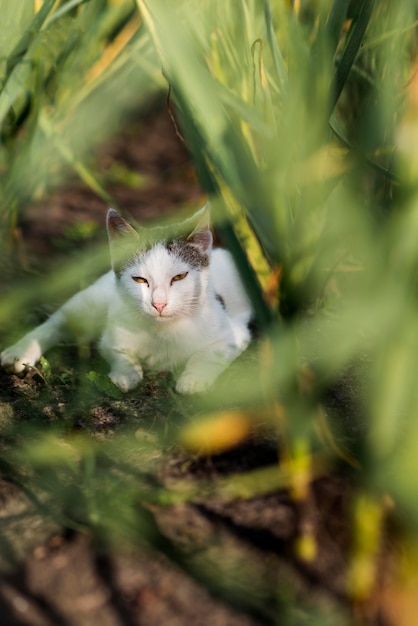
[2,0,418,622]
[133,0,418,611]
[0,0,162,231]
[86,370,124,400]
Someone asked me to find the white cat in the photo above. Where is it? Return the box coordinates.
[1,207,253,394]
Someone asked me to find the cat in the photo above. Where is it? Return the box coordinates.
[1,207,253,394]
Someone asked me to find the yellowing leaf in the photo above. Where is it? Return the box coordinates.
[180,411,251,455]
[295,529,317,562]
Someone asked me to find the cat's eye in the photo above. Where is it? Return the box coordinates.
[171,272,188,284]
[132,276,149,285]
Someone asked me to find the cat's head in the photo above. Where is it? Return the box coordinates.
[107,207,213,321]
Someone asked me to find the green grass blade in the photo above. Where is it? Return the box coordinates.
[263,0,288,98]
[326,0,351,51]
[0,0,34,72]
[329,0,375,113]
[0,0,57,127]
[4,0,55,76]
[45,0,89,27]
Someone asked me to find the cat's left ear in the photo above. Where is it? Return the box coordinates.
[186,204,212,252]
[107,209,138,241]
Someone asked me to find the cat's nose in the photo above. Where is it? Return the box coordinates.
[152,302,167,314]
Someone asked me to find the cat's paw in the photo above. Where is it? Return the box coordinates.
[175,372,214,395]
[1,340,42,374]
[108,366,143,393]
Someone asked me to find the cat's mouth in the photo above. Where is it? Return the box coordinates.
[152,311,173,321]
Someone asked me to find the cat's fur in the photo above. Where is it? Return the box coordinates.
[1,208,252,394]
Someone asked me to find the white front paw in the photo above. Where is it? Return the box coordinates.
[108,366,143,393]
[1,340,42,374]
[175,372,214,395]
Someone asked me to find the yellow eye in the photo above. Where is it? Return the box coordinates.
[132,276,148,285]
[171,272,188,284]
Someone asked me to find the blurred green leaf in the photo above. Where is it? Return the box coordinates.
[0,0,34,69]
[2,2,418,620]
[86,370,124,400]
[329,0,375,112]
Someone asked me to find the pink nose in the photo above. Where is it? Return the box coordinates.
[152,302,167,314]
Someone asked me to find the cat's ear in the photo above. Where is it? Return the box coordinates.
[106,209,139,272]
[186,204,212,252]
[107,209,138,241]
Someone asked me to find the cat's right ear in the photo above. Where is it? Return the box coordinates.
[106,209,139,272]
[186,204,213,253]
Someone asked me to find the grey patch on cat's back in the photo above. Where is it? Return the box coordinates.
[215,293,226,309]
[166,241,210,269]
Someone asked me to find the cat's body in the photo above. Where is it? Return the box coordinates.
[1,208,252,394]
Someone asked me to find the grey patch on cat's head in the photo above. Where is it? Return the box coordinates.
[166,240,210,269]
[165,206,213,268]
[148,206,212,252]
